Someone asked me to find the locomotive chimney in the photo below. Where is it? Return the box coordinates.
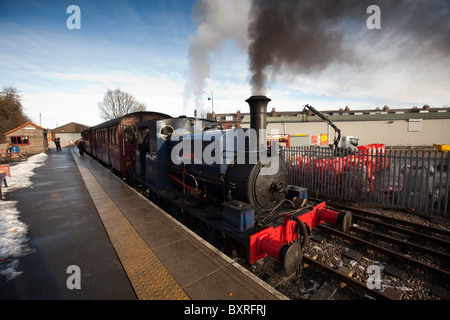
[246,95,271,140]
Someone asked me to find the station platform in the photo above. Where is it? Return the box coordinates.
[0,147,286,300]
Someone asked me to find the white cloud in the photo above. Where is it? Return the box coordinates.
[22,70,190,128]
[23,87,104,128]
[2,0,449,129]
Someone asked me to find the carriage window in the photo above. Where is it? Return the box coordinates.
[110,128,118,145]
[123,125,137,145]
[96,130,106,143]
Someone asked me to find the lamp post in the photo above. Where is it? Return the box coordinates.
[207,91,214,113]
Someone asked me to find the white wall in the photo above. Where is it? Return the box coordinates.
[50,133,81,148]
[244,119,450,146]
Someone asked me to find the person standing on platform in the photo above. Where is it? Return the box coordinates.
[54,137,61,151]
[78,138,85,157]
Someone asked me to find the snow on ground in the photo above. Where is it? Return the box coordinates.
[0,153,48,281]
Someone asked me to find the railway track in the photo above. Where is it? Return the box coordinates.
[324,201,450,244]
[322,202,450,266]
[135,170,449,299]
[248,199,450,300]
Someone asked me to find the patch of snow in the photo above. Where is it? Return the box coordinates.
[0,153,47,280]
[3,153,48,192]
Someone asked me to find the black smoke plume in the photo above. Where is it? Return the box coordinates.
[247,0,450,95]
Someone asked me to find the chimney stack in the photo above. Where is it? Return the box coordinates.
[246,95,271,136]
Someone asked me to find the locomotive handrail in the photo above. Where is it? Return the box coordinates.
[186,172,206,200]
[167,173,205,200]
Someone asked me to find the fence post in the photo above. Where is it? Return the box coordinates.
[418,151,425,212]
[437,151,444,215]
[444,152,449,217]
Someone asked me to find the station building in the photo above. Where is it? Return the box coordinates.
[3,122,48,155]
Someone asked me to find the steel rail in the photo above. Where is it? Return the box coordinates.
[349,214,450,250]
[322,201,450,239]
[350,224,450,263]
[317,224,450,279]
[302,253,402,300]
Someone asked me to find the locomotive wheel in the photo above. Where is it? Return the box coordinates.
[168,203,184,223]
[201,223,225,252]
[147,189,159,205]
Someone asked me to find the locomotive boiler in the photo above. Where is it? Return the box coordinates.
[167,96,287,211]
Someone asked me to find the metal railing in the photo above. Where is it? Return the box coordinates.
[282,146,449,217]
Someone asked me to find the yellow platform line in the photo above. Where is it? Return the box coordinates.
[72,150,189,300]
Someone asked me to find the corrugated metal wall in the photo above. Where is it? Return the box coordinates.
[267,119,450,146]
[242,118,450,146]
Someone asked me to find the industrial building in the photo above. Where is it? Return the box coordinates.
[209,105,450,147]
[49,122,90,149]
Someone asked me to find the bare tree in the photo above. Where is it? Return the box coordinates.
[0,86,31,143]
[98,88,147,120]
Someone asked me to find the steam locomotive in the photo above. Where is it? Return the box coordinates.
[82,96,351,275]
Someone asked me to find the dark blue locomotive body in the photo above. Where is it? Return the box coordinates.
[135,117,215,190]
[136,118,288,215]
[131,96,350,274]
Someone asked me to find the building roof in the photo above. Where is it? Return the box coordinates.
[213,106,450,124]
[4,122,45,135]
[52,122,90,133]
[268,110,450,124]
[90,111,172,131]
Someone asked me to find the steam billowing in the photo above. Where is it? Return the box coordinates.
[183,0,250,110]
[185,0,450,105]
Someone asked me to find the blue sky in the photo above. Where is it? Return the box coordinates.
[1,0,449,129]
[1,0,199,128]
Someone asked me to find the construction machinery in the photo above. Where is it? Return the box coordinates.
[303,104,359,153]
